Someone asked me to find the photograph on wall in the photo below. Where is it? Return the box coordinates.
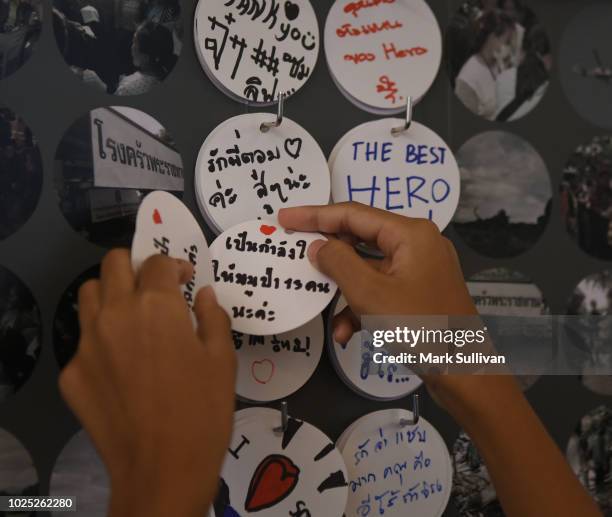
[467,267,548,390]
[453,131,552,258]
[0,105,42,241]
[567,406,612,516]
[452,430,504,516]
[54,265,99,369]
[0,265,41,404]
[565,270,612,396]
[559,3,612,130]
[54,106,184,248]
[446,0,551,122]
[0,428,37,513]
[561,136,612,261]
[50,430,109,517]
[0,0,41,80]
[52,0,182,95]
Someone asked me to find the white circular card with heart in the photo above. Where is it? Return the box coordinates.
[212,408,348,516]
[194,0,320,104]
[210,220,337,335]
[234,315,324,402]
[195,113,330,234]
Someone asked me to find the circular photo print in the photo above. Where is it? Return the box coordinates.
[567,406,612,516]
[452,430,503,516]
[559,3,612,130]
[0,106,42,241]
[565,271,612,396]
[561,136,612,261]
[446,0,551,122]
[54,106,184,248]
[453,131,552,258]
[54,265,98,369]
[0,266,41,403]
[468,267,548,390]
[0,0,42,80]
[0,428,38,514]
[50,430,109,517]
[52,0,182,95]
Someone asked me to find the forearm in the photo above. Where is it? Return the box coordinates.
[448,376,601,517]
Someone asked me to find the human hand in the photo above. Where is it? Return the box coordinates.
[59,250,236,517]
[278,202,493,417]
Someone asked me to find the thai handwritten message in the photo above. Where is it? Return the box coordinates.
[340,410,452,516]
[196,113,330,232]
[210,220,337,335]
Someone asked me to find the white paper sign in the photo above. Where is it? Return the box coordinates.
[330,119,460,230]
[213,408,348,517]
[195,113,330,233]
[90,108,184,191]
[330,295,422,400]
[210,220,337,334]
[131,191,214,311]
[324,0,442,113]
[234,315,324,402]
[339,409,452,517]
[194,0,320,104]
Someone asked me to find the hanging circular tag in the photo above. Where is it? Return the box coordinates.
[194,0,320,104]
[210,220,337,335]
[234,315,324,402]
[339,409,452,517]
[213,408,348,517]
[330,119,460,230]
[196,113,330,233]
[328,295,422,400]
[324,0,442,114]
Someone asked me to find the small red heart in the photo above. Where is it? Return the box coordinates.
[153,209,162,225]
[252,359,275,385]
[260,224,277,236]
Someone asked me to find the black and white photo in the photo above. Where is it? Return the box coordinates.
[0,0,41,79]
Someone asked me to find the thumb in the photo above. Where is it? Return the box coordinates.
[194,286,235,361]
[309,239,381,312]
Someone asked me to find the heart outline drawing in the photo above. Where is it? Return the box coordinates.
[284,137,303,159]
[252,359,275,385]
[245,454,301,512]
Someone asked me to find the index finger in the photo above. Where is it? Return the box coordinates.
[137,255,194,293]
[278,203,411,256]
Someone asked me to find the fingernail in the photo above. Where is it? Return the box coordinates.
[307,240,327,264]
[200,285,217,303]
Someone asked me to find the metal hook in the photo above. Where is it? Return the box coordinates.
[399,393,420,427]
[273,401,289,433]
[260,92,285,133]
[391,96,413,137]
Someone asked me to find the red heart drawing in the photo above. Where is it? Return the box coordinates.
[252,359,275,385]
[260,224,277,236]
[245,455,301,512]
[153,209,163,225]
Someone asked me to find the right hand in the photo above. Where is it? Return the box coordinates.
[278,202,491,417]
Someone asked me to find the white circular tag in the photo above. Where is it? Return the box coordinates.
[210,220,337,334]
[234,315,324,402]
[214,408,348,516]
[329,295,422,400]
[196,113,330,233]
[194,0,320,104]
[330,119,460,230]
[324,0,442,114]
[339,409,452,517]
